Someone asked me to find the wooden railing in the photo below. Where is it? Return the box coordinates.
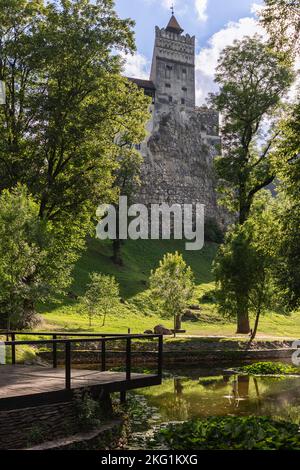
[1,332,163,390]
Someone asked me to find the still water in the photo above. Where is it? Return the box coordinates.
[127,364,300,448]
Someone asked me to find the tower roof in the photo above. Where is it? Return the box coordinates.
[166,14,184,34]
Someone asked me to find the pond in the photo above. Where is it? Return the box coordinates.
[126,364,300,449]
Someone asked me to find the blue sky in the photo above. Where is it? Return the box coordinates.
[115,0,265,104]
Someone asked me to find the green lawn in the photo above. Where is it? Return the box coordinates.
[39,238,300,340]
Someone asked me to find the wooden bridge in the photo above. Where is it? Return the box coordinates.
[0,332,163,411]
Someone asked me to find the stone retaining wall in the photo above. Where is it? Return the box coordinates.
[0,391,115,450]
[0,401,77,449]
[26,419,125,450]
[38,346,296,367]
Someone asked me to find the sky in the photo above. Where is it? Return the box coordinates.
[115,0,266,104]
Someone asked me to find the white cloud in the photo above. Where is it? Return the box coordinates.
[251,2,265,15]
[121,52,150,79]
[195,0,208,22]
[195,16,266,104]
[162,0,174,8]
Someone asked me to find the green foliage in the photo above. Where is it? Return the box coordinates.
[200,290,217,304]
[204,218,224,243]
[259,0,300,58]
[0,0,150,223]
[27,424,48,446]
[80,273,120,327]
[75,393,102,431]
[214,193,276,334]
[0,186,85,328]
[39,238,300,337]
[239,362,299,375]
[110,150,144,264]
[270,101,300,311]
[125,394,158,432]
[155,416,300,450]
[210,35,293,334]
[211,36,293,224]
[0,0,150,324]
[5,345,37,364]
[149,252,195,328]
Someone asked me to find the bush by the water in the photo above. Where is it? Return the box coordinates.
[155,416,300,450]
[240,362,299,375]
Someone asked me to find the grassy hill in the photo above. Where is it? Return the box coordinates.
[39,238,300,339]
[69,238,217,298]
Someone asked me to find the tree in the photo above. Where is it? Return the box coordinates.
[214,193,276,339]
[111,147,143,265]
[210,36,293,333]
[212,36,293,226]
[80,273,120,327]
[0,0,149,221]
[271,100,300,310]
[149,252,195,337]
[259,0,300,59]
[0,0,149,323]
[0,185,84,329]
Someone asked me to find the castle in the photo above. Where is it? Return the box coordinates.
[128,14,224,227]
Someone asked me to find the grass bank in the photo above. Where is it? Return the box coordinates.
[38,238,300,340]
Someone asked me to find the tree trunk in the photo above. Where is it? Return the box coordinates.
[112,239,123,266]
[15,299,40,329]
[173,314,182,338]
[236,304,250,334]
[248,309,261,345]
[174,378,183,396]
[238,375,250,397]
[175,314,182,331]
[102,311,107,327]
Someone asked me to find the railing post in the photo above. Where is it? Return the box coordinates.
[158,335,163,379]
[11,333,16,365]
[53,334,57,369]
[101,339,106,372]
[126,337,131,381]
[65,341,71,390]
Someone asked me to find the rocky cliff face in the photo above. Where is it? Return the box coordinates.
[136,106,226,227]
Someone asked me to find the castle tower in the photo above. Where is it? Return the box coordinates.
[150,15,196,110]
[129,15,227,229]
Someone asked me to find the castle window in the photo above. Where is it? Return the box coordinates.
[165,83,171,88]
[182,68,187,78]
[165,65,172,79]
[181,98,185,105]
[169,96,173,103]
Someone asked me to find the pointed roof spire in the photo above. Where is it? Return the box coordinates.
[166,13,184,34]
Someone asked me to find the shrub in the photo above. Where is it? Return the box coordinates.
[75,393,102,430]
[240,362,299,375]
[155,416,300,450]
[204,218,224,243]
[200,290,217,304]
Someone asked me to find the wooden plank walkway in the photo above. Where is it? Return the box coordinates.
[0,365,160,410]
[0,365,156,398]
[0,332,163,411]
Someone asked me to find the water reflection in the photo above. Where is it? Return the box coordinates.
[135,370,300,424]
